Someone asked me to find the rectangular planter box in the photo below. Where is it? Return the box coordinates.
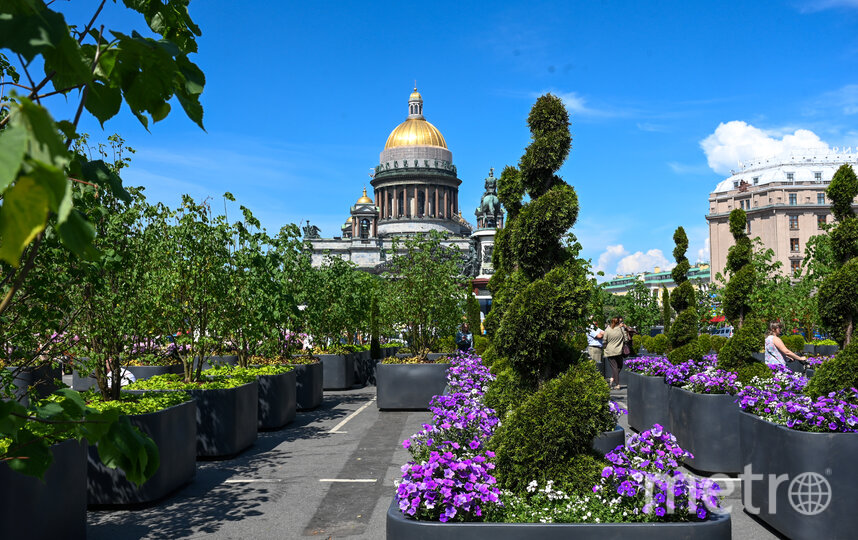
[126,364,183,381]
[386,499,731,539]
[3,364,61,407]
[627,371,670,433]
[354,350,377,386]
[668,386,741,474]
[0,439,87,540]
[376,362,450,410]
[803,344,817,355]
[290,362,323,410]
[87,399,196,506]
[739,411,858,540]
[591,425,625,456]
[257,370,297,430]
[318,354,355,390]
[193,355,239,372]
[817,344,839,356]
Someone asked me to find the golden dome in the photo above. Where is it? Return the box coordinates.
[409,88,422,101]
[385,118,447,149]
[356,187,373,204]
[346,216,353,223]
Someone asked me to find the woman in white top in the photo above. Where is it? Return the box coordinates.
[764,321,806,367]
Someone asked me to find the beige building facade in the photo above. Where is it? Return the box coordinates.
[706,151,858,280]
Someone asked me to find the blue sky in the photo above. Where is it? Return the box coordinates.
[53,0,858,278]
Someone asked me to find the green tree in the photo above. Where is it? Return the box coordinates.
[619,279,659,333]
[721,210,756,329]
[381,232,465,357]
[667,227,701,363]
[466,288,482,336]
[817,164,858,345]
[661,286,672,334]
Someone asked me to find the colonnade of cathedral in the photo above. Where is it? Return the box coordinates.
[374,185,458,220]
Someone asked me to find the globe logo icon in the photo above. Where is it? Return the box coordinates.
[788,472,832,516]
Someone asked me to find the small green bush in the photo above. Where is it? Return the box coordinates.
[649,334,669,355]
[805,343,858,397]
[632,334,645,351]
[697,333,712,354]
[710,335,728,353]
[84,391,192,415]
[490,362,613,493]
[437,335,457,353]
[639,334,653,352]
[718,318,765,371]
[781,334,805,354]
[473,335,489,356]
[735,362,773,385]
[559,453,610,496]
[667,342,702,365]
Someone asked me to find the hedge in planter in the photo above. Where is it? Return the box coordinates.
[85,391,196,505]
[209,365,297,430]
[127,374,258,458]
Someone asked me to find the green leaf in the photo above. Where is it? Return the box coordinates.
[0,124,27,194]
[57,209,100,261]
[5,433,54,478]
[29,161,72,222]
[85,81,123,126]
[14,98,69,169]
[0,175,50,266]
[80,159,132,202]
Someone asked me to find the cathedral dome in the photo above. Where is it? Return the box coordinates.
[383,87,447,150]
[355,187,373,204]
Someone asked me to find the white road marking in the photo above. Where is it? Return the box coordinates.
[319,479,378,483]
[327,398,376,434]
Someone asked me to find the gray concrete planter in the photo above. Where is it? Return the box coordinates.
[291,362,323,410]
[376,362,450,410]
[187,381,258,458]
[256,370,296,430]
[803,344,817,355]
[627,371,670,433]
[318,354,355,390]
[386,499,731,539]
[805,368,815,378]
[87,399,196,506]
[817,344,839,356]
[355,350,377,386]
[739,411,858,540]
[3,364,61,407]
[668,386,741,474]
[786,360,805,374]
[591,425,625,456]
[71,358,98,391]
[126,364,183,381]
[0,439,87,540]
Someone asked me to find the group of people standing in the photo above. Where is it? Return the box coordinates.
[587,317,635,391]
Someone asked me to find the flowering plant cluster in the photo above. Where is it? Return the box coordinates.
[609,400,628,424]
[681,367,741,395]
[805,355,835,368]
[663,355,717,387]
[624,356,671,376]
[594,424,723,521]
[396,350,502,522]
[737,372,858,432]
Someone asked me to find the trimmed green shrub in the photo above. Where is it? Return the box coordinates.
[484,357,535,420]
[722,209,756,328]
[490,362,613,493]
[781,334,805,354]
[649,334,669,355]
[662,286,672,336]
[474,335,489,356]
[817,258,858,345]
[632,333,645,351]
[667,227,698,352]
[805,342,858,397]
[571,333,588,353]
[437,335,456,353]
[710,335,728,353]
[640,334,654,352]
[466,291,482,336]
[697,333,712,354]
[667,342,702,365]
[735,362,773,386]
[718,318,765,371]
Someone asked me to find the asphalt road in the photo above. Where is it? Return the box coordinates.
[86,384,786,539]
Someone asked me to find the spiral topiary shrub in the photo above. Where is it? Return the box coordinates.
[697,333,712,354]
[649,333,669,355]
[666,227,702,364]
[490,362,613,493]
[735,361,773,385]
[718,318,765,372]
[710,335,728,353]
[722,209,756,329]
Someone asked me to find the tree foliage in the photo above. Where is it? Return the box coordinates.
[722,209,756,328]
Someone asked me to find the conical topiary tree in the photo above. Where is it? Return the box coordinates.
[466,287,482,337]
[666,227,701,364]
[717,209,765,374]
[662,286,672,335]
[485,94,612,494]
[817,164,858,346]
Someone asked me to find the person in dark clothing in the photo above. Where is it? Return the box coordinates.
[455,323,474,352]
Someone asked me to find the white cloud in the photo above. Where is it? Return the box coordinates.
[700,121,831,175]
[697,237,710,264]
[595,244,675,277]
[637,122,669,132]
[667,161,711,175]
[616,249,675,275]
[535,91,626,118]
[813,84,858,116]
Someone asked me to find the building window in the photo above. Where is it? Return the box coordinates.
[814,172,822,182]
[786,172,794,181]
[746,220,751,234]
[789,215,799,230]
[789,193,797,205]
[818,193,825,205]
[733,181,739,189]
[818,214,827,229]
[790,238,800,252]
[753,176,759,185]
[791,259,801,275]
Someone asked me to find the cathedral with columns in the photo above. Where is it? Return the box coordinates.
[308,87,503,306]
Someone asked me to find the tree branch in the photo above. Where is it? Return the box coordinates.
[0,233,43,317]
